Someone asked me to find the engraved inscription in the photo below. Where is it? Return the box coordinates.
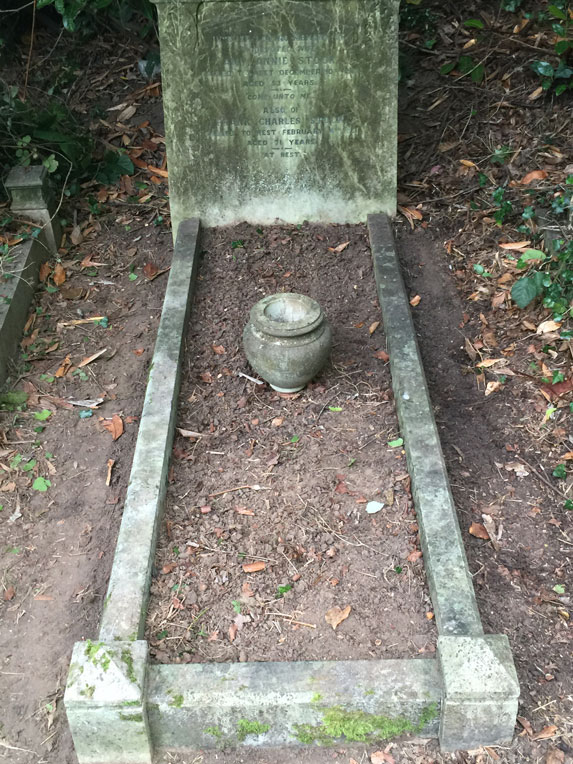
[203,31,356,160]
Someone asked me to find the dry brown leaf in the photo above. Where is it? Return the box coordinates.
[520,169,548,185]
[0,481,16,492]
[537,319,561,334]
[101,414,124,441]
[271,417,284,427]
[39,262,51,282]
[371,751,395,764]
[529,85,544,100]
[517,715,534,737]
[460,159,477,168]
[407,550,423,562]
[228,623,238,643]
[147,165,169,178]
[374,349,389,361]
[78,348,107,368]
[409,294,421,307]
[212,344,225,355]
[369,321,380,335]
[200,371,213,383]
[499,240,531,250]
[243,561,265,573]
[118,104,137,122]
[325,604,351,630]
[533,725,558,740]
[177,428,202,439]
[545,749,565,764]
[55,355,72,378]
[143,261,159,280]
[485,380,502,396]
[70,225,83,246]
[3,585,15,601]
[236,507,255,516]
[469,522,489,540]
[328,241,350,254]
[475,358,503,368]
[53,263,66,286]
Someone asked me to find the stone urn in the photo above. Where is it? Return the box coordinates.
[243,293,332,393]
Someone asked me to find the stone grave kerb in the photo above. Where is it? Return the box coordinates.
[4,165,61,254]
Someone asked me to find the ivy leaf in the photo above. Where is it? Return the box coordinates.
[552,463,567,479]
[388,438,404,448]
[34,409,52,421]
[531,61,554,77]
[511,276,542,308]
[464,18,484,28]
[32,476,51,492]
[553,584,565,594]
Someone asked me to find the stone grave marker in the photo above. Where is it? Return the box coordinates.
[152,0,399,235]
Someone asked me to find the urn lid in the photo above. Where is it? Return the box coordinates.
[249,293,324,338]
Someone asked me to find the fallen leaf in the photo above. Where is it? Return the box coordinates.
[55,355,72,378]
[53,263,66,286]
[101,414,124,441]
[70,225,83,246]
[3,585,15,601]
[533,725,557,740]
[39,263,51,282]
[325,604,351,630]
[78,348,107,367]
[228,623,238,642]
[143,262,159,280]
[369,321,380,335]
[177,428,203,439]
[236,507,255,516]
[460,159,477,168]
[505,462,529,477]
[243,561,265,573]
[545,748,565,764]
[409,294,421,307]
[272,417,284,427]
[469,522,489,540]
[212,344,225,355]
[485,380,502,396]
[146,165,169,178]
[328,241,350,254]
[374,349,389,361]
[118,104,137,122]
[520,169,548,185]
[200,371,213,383]
[475,358,503,368]
[398,206,423,229]
[499,240,531,250]
[537,319,561,335]
[407,550,423,562]
[517,716,534,737]
[371,752,395,764]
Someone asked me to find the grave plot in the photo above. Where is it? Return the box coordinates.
[145,222,436,665]
[64,216,520,764]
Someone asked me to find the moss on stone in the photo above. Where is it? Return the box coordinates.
[168,691,184,708]
[236,719,270,741]
[121,700,141,707]
[67,662,84,686]
[84,640,110,672]
[119,712,144,722]
[311,693,323,703]
[204,726,223,739]
[364,689,375,696]
[121,648,137,683]
[79,684,95,698]
[293,703,438,745]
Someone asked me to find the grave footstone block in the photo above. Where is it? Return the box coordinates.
[152,0,399,235]
[64,640,152,764]
[5,165,61,253]
[438,634,520,751]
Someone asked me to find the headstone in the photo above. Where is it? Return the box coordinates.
[152,0,399,236]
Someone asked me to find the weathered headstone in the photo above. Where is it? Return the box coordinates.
[152,0,399,236]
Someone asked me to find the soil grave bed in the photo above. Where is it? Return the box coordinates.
[145,222,436,665]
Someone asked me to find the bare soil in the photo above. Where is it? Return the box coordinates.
[145,223,436,666]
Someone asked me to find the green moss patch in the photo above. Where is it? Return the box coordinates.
[237,719,270,741]
[204,726,223,739]
[294,704,437,744]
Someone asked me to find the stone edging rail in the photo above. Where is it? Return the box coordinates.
[64,215,519,763]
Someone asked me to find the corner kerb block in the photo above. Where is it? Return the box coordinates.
[4,165,61,253]
[438,635,519,751]
[64,640,152,764]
